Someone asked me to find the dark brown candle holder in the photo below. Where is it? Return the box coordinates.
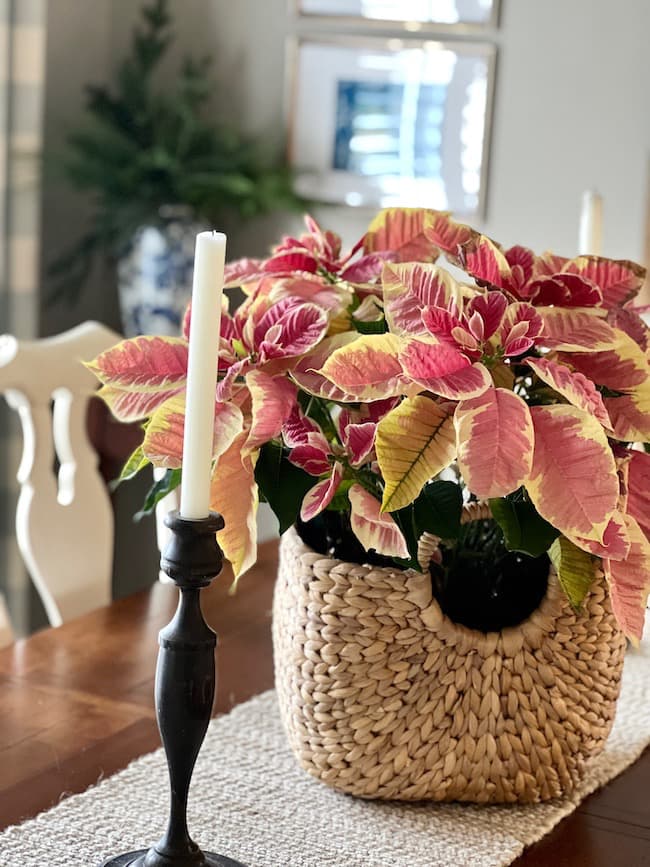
[101,511,246,867]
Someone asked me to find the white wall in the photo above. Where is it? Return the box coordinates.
[486,1,650,263]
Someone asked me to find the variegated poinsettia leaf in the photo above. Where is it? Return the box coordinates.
[382,261,462,336]
[97,383,183,423]
[559,328,650,441]
[142,393,243,469]
[561,328,649,391]
[423,211,474,263]
[525,357,612,429]
[300,462,344,523]
[320,333,408,401]
[455,388,534,500]
[245,369,296,453]
[460,232,513,289]
[548,536,596,611]
[525,404,619,545]
[536,307,616,352]
[348,483,409,559]
[398,340,492,400]
[626,450,650,541]
[291,333,358,401]
[603,388,650,442]
[565,510,631,562]
[210,431,259,580]
[376,395,456,512]
[562,256,646,309]
[603,513,650,644]
[363,208,441,262]
[88,335,188,391]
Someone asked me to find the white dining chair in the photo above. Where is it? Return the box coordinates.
[0,321,123,643]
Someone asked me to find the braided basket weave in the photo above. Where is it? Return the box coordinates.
[273,525,626,804]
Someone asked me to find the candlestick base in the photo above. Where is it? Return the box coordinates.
[102,848,247,866]
[98,512,247,867]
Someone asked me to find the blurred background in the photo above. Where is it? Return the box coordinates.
[1,0,649,634]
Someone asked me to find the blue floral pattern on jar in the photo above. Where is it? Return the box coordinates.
[118,208,206,336]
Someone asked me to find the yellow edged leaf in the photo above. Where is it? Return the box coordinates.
[548,536,595,611]
[376,395,456,511]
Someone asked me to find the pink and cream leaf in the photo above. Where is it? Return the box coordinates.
[525,357,612,428]
[88,336,188,391]
[537,307,616,352]
[288,442,331,476]
[256,300,329,361]
[626,450,650,541]
[143,394,244,469]
[561,329,649,392]
[97,384,182,423]
[399,340,492,399]
[340,419,377,467]
[300,462,344,522]
[382,262,462,336]
[603,387,650,442]
[363,208,440,262]
[320,333,408,401]
[210,432,259,580]
[223,257,265,287]
[245,370,297,452]
[348,483,409,559]
[562,257,646,309]
[460,233,513,289]
[565,511,631,563]
[603,514,650,644]
[291,333,358,401]
[525,405,619,543]
[455,388,534,499]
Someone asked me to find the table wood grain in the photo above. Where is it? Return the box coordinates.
[0,540,648,866]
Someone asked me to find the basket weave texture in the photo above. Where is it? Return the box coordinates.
[273,526,626,803]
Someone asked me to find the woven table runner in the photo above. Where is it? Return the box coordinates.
[1,642,649,867]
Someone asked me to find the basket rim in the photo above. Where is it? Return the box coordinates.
[281,525,604,657]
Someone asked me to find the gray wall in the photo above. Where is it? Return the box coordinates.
[42,0,650,298]
[106,0,650,266]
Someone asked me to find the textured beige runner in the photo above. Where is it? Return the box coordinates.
[1,642,649,867]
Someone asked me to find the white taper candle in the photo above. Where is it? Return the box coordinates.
[578,190,603,256]
[180,231,226,519]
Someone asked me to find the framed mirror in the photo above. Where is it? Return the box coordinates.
[287,37,496,216]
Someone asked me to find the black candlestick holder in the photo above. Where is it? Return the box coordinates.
[101,511,247,867]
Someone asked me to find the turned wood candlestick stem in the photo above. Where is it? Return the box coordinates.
[101,511,246,867]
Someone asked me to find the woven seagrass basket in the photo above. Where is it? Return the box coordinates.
[273,523,626,804]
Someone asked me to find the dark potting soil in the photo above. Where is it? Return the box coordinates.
[296,513,549,634]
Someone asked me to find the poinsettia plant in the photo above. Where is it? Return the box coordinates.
[89,208,650,642]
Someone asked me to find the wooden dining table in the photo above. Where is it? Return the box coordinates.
[0,538,648,866]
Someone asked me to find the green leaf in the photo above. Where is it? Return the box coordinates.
[490,495,559,557]
[413,480,463,540]
[548,536,595,611]
[135,467,181,520]
[110,443,150,491]
[254,441,314,534]
[354,317,388,335]
[327,478,353,512]
[392,480,463,570]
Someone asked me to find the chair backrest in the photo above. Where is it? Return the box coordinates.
[0,321,121,633]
